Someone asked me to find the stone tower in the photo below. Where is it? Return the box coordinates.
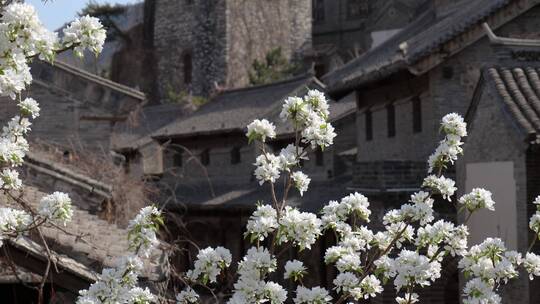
[151,0,312,101]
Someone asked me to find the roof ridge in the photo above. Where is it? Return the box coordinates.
[52,60,146,100]
[217,73,315,95]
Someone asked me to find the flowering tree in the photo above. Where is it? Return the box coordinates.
[169,90,540,304]
[2,2,540,304]
[0,1,162,303]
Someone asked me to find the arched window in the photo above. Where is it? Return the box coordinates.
[183,52,192,85]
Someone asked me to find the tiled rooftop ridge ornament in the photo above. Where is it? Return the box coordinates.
[483,22,540,66]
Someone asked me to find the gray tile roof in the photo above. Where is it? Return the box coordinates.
[324,0,514,96]
[484,67,540,140]
[0,187,163,280]
[52,61,146,101]
[112,104,186,150]
[4,236,97,284]
[152,74,324,139]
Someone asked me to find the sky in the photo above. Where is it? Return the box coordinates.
[28,0,141,31]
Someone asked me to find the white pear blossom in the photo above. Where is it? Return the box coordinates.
[63,15,106,57]
[291,171,310,196]
[280,96,308,123]
[294,286,331,304]
[0,168,21,190]
[237,247,276,280]
[422,175,456,201]
[304,89,330,118]
[320,200,349,229]
[176,287,199,304]
[533,195,540,206]
[336,252,362,273]
[462,278,500,304]
[530,213,540,235]
[246,119,276,143]
[38,191,73,226]
[301,114,336,149]
[254,153,281,185]
[0,207,31,247]
[459,188,495,212]
[396,293,419,304]
[324,245,353,264]
[246,204,278,242]
[278,144,306,170]
[428,139,463,173]
[18,97,40,119]
[392,250,441,291]
[341,192,371,222]
[333,272,359,294]
[264,281,287,303]
[441,113,467,137]
[524,252,540,280]
[358,275,383,299]
[277,206,322,250]
[187,246,232,284]
[284,260,306,281]
[126,206,162,257]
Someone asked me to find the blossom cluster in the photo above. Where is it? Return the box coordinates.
[172,92,540,304]
[186,246,232,284]
[459,188,496,212]
[63,15,107,57]
[228,247,287,303]
[427,113,467,173]
[38,191,74,226]
[126,206,163,257]
[529,196,540,244]
[248,90,335,196]
[76,208,163,304]
[245,204,278,242]
[0,207,31,246]
[0,3,105,99]
[77,255,155,304]
[458,238,521,303]
[0,1,106,251]
[276,206,322,250]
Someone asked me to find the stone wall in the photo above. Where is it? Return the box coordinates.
[456,86,530,303]
[159,134,255,184]
[153,0,195,100]
[353,160,427,191]
[225,0,312,88]
[313,0,425,67]
[355,91,437,162]
[192,0,227,96]
[152,0,312,100]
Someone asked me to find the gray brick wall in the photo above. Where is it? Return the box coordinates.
[356,92,438,162]
[457,87,530,304]
[153,0,312,100]
[153,0,195,100]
